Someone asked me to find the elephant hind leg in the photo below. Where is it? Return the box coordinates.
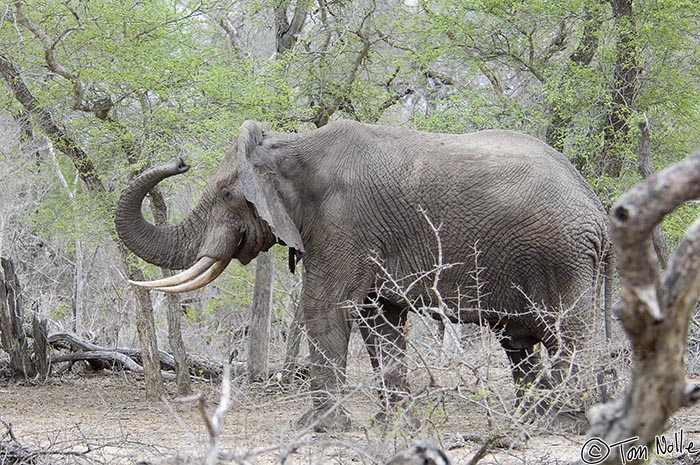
[541,327,582,388]
[499,338,549,408]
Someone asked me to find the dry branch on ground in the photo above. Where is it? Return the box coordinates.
[46,332,229,380]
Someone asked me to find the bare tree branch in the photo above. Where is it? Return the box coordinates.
[312,4,376,127]
[476,62,504,96]
[585,152,700,464]
[203,364,232,465]
[12,0,93,112]
[275,0,310,53]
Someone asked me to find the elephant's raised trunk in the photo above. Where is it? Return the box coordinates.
[115,158,205,271]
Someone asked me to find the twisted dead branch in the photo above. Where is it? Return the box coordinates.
[584,152,700,464]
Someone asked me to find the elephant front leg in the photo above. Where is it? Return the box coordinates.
[357,301,414,426]
[297,303,354,432]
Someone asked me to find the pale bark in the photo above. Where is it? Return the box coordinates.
[31,314,50,380]
[125,258,165,399]
[47,142,85,335]
[203,364,232,465]
[637,120,670,270]
[584,153,700,464]
[47,331,229,379]
[274,0,309,53]
[284,265,306,372]
[248,251,274,381]
[162,270,192,395]
[149,191,192,395]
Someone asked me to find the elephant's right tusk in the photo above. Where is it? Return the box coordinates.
[129,256,217,289]
[155,258,231,293]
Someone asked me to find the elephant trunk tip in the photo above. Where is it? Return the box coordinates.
[161,157,190,176]
[174,157,190,174]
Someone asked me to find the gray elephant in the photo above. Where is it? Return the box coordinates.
[115,120,611,431]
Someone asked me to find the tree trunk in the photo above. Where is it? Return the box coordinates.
[162,270,192,395]
[0,257,33,378]
[47,141,86,335]
[123,252,165,399]
[284,265,306,372]
[600,0,640,178]
[148,188,192,395]
[31,313,50,381]
[248,251,274,381]
[637,120,670,270]
[0,53,103,191]
[74,240,85,335]
[274,0,309,53]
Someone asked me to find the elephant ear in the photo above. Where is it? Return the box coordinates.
[238,121,305,253]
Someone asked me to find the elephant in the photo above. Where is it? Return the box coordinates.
[115,120,612,432]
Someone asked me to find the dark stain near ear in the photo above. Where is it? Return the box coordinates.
[288,247,302,273]
[614,205,630,222]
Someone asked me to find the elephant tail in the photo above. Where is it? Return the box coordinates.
[602,247,616,343]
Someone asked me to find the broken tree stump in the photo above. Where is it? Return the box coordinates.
[0,257,33,378]
[31,313,49,380]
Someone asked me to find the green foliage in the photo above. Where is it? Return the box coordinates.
[204,263,255,315]
[663,203,700,250]
[4,0,700,341]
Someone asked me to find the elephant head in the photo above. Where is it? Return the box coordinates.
[114,120,304,292]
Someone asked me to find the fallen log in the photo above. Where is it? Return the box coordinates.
[43,331,307,383]
[47,332,176,369]
[52,350,151,375]
[47,332,229,380]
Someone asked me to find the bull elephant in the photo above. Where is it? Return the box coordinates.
[115,120,611,432]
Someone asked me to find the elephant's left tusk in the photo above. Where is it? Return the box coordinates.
[151,258,230,293]
[129,256,217,289]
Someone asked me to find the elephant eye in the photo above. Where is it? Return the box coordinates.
[221,189,233,202]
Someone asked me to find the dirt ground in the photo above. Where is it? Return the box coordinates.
[1,338,699,465]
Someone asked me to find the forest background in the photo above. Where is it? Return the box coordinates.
[1,0,700,450]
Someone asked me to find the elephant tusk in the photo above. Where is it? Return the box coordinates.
[128,256,217,289]
[149,258,231,293]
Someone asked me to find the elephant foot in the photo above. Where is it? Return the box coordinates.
[372,395,421,431]
[297,405,353,432]
[515,398,588,434]
[548,409,588,435]
[372,407,421,431]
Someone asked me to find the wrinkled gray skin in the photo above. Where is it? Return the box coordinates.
[115,120,611,432]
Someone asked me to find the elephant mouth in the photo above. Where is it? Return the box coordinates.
[129,255,232,293]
